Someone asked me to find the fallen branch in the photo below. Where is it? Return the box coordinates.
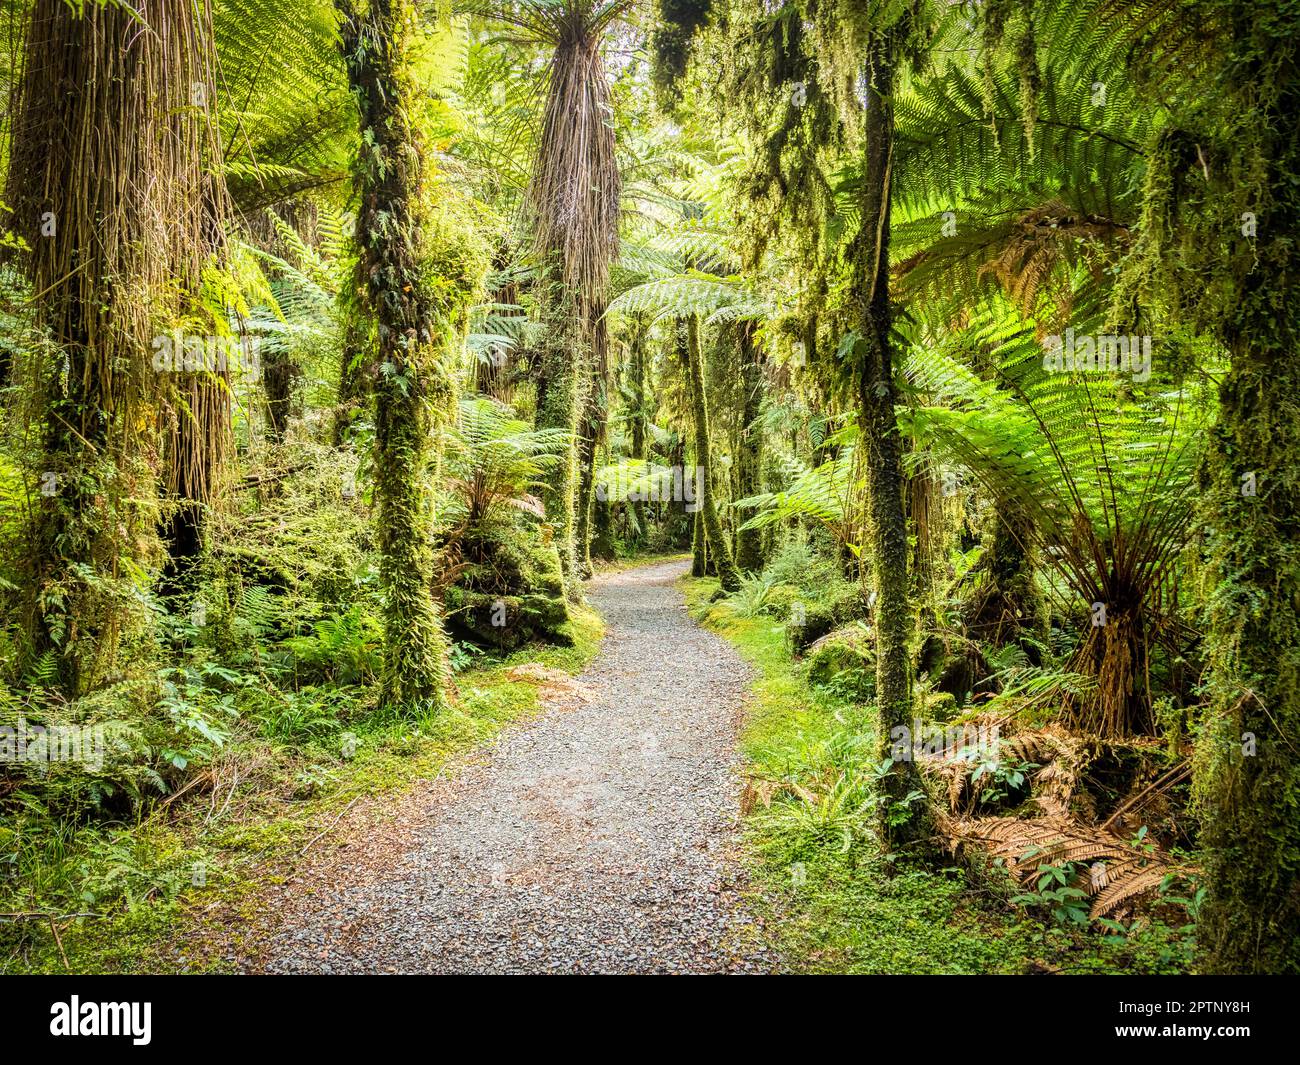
[48,916,69,970]
[1100,761,1191,833]
[0,912,104,920]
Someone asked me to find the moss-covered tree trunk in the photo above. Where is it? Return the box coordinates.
[627,314,650,542]
[338,0,472,715]
[855,29,931,853]
[691,508,706,578]
[684,316,739,591]
[574,316,609,578]
[1194,0,1300,975]
[535,309,582,583]
[735,320,765,573]
[6,0,222,693]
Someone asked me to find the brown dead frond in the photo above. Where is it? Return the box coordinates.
[739,773,822,816]
[951,812,1190,920]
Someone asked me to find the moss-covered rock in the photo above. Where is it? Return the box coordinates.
[803,624,876,700]
[443,524,571,649]
[789,582,871,653]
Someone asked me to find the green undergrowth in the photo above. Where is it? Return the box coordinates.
[684,575,1193,975]
[1,604,603,974]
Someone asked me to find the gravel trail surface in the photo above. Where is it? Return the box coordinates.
[248,559,773,974]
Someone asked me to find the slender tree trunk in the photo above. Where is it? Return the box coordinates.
[574,315,609,578]
[691,508,706,577]
[1196,0,1300,974]
[338,0,472,715]
[628,315,649,541]
[535,307,582,583]
[736,320,765,573]
[855,29,931,852]
[684,316,739,591]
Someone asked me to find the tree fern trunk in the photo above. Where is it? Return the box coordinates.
[574,315,609,579]
[528,18,620,596]
[534,309,581,584]
[6,0,222,693]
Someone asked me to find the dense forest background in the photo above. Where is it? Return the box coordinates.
[0,0,1296,975]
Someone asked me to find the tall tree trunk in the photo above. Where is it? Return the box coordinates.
[691,509,706,578]
[735,320,765,573]
[6,0,222,692]
[535,308,583,583]
[574,315,609,578]
[338,0,474,715]
[684,316,739,591]
[1195,0,1300,975]
[527,17,620,594]
[855,29,931,852]
[627,314,649,541]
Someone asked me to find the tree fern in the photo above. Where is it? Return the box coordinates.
[903,307,1211,735]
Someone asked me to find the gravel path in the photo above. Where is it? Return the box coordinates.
[249,559,773,974]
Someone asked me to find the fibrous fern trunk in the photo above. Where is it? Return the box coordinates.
[338,0,466,715]
[855,28,931,853]
[685,316,739,591]
[527,11,621,593]
[6,0,224,693]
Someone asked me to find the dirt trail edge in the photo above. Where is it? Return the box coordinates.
[242,559,774,974]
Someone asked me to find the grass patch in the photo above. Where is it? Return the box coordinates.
[683,576,1193,975]
[1,604,603,974]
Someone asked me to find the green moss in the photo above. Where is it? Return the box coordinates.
[445,527,571,649]
[803,624,876,700]
[790,582,870,653]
